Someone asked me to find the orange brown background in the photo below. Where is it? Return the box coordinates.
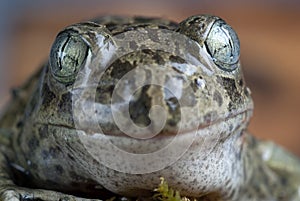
[0,1,299,155]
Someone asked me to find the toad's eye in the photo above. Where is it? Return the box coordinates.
[205,20,240,71]
[49,31,89,83]
[178,15,240,72]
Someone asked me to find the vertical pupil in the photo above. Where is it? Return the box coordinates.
[205,20,240,71]
[50,32,88,83]
[58,35,87,76]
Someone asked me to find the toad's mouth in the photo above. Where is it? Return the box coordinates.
[34,109,252,175]
[38,108,253,138]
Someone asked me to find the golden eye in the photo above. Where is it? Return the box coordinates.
[205,20,240,71]
[49,31,89,83]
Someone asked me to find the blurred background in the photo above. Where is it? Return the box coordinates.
[0,0,299,155]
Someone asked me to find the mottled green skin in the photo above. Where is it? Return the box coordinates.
[0,15,299,201]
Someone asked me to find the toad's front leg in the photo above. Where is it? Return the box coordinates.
[0,153,102,201]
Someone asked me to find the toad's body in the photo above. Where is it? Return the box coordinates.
[0,15,300,201]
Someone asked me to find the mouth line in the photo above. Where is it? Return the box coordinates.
[37,108,252,137]
[198,109,252,129]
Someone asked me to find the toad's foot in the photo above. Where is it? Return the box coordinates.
[0,186,103,201]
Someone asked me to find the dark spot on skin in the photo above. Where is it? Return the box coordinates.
[190,76,205,92]
[41,84,56,108]
[54,165,64,175]
[203,111,217,124]
[96,85,115,105]
[16,121,23,128]
[227,188,235,200]
[244,87,251,98]
[151,52,165,65]
[38,125,48,139]
[139,44,148,50]
[236,148,242,161]
[158,25,172,29]
[111,30,126,36]
[187,17,201,25]
[104,23,118,31]
[239,79,244,87]
[124,26,134,32]
[11,88,21,99]
[41,146,61,160]
[96,57,137,104]
[213,90,223,107]
[67,153,75,161]
[165,97,179,112]
[129,41,138,49]
[165,96,180,127]
[58,92,72,113]
[171,65,185,75]
[129,85,151,127]
[200,185,207,191]
[225,179,230,187]
[141,49,152,55]
[217,77,242,111]
[27,137,39,151]
[167,119,178,127]
[49,146,61,158]
[147,29,160,43]
[217,135,228,144]
[57,92,74,126]
[178,16,207,43]
[169,55,186,64]
[280,177,288,186]
[110,60,135,79]
[41,150,50,160]
[191,79,199,92]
